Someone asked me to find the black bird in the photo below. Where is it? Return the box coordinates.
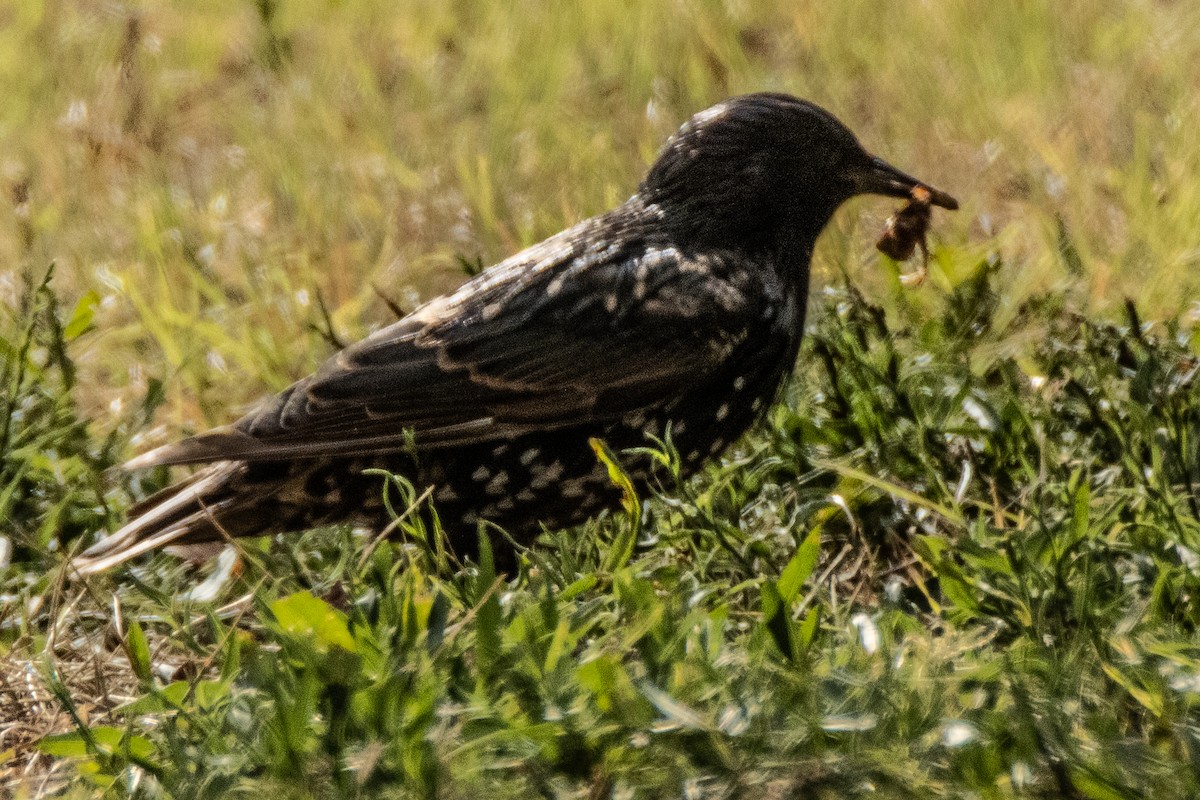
[73,93,957,575]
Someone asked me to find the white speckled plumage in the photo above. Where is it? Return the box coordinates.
[73,92,956,575]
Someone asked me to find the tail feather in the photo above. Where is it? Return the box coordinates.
[121,465,221,519]
[71,464,245,576]
[73,455,388,577]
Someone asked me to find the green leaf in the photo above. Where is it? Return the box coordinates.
[912,534,949,564]
[779,525,821,602]
[560,574,597,601]
[118,681,189,715]
[38,731,92,758]
[591,437,640,572]
[271,592,357,653]
[542,618,571,674]
[141,377,166,424]
[124,619,152,684]
[426,590,449,654]
[1101,663,1164,717]
[220,627,243,680]
[760,580,793,660]
[474,529,501,675]
[1070,474,1091,543]
[92,727,156,761]
[63,290,99,341]
[39,726,155,762]
[796,607,820,650]
[1068,769,1131,800]
[936,566,982,614]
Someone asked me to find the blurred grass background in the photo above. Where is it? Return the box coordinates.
[6,1,1200,796]
[3,0,1199,436]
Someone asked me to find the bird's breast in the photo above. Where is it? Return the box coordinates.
[661,296,804,475]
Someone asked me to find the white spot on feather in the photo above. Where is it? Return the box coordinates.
[692,102,730,126]
[530,460,564,490]
[486,471,509,495]
[560,479,588,498]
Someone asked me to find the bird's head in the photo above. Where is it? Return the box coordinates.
[640,93,957,251]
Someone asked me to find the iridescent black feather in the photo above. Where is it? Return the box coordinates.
[74,93,956,574]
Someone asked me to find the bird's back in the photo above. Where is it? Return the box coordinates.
[72,91,957,576]
[73,198,806,574]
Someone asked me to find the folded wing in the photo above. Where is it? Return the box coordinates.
[127,225,761,467]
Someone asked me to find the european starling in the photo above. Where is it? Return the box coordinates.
[73,93,957,575]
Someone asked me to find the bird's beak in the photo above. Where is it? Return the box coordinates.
[854,156,959,210]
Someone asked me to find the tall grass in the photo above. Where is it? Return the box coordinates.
[3,1,1200,796]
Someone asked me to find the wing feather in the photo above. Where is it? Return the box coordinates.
[129,215,767,468]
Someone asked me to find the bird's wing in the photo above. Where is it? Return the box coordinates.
[128,222,767,467]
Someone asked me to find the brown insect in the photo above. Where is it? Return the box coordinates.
[877,185,934,286]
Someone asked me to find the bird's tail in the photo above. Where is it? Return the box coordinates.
[71,463,256,576]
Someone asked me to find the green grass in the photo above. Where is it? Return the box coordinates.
[3,1,1200,797]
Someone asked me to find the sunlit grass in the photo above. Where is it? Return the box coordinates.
[4,1,1200,796]
[3,0,1199,429]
